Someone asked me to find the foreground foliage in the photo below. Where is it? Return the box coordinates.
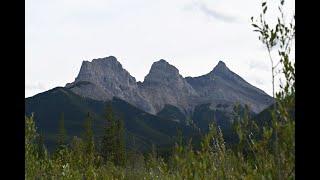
[25,84,294,179]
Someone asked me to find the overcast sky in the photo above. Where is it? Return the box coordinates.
[26,0,295,98]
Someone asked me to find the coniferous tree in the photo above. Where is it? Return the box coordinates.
[56,113,67,150]
[83,112,95,163]
[100,105,126,166]
[36,131,47,159]
[115,117,126,166]
[70,136,85,167]
[25,114,39,179]
[128,135,138,169]
[101,104,116,163]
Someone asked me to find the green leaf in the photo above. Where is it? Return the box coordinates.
[270,31,277,45]
[262,2,267,7]
[281,0,285,5]
[251,24,260,29]
[263,6,267,14]
[276,24,279,32]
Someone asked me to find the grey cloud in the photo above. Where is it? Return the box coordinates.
[193,2,237,23]
[249,59,269,70]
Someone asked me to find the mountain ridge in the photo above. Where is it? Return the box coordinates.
[26,56,275,152]
[25,87,200,152]
[64,56,273,114]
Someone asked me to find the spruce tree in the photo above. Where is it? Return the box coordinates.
[25,114,40,179]
[36,131,47,159]
[83,112,95,163]
[115,117,126,166]
[56,113,67,150]
[101,104,116,163]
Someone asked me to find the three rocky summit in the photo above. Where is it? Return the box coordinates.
[65,56,273,115]
[26,56,274,151]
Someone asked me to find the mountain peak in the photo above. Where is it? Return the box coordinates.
[143,59,182,84]
[90,56,121,66]
[211,60,230,75]
[74,55,136,85]
[215,60,227,69]
[65,56,273,114]
[217,60,226,67]
[142,59,199,113]
[152,59,174,69]
[157,59,169,63]
[144,59,180,83]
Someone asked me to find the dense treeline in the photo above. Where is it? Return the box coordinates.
[25,86,294,179]
[25,0,294,179]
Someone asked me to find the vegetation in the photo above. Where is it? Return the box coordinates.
[56,113,67,151]
[25,92,198,152]
[101,104,126,166]
[25,0,294,179]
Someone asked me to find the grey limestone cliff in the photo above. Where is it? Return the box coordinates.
[66,56,273,115]
[185,61,274,113]
[66,56,155,113]
[139,59,199,114]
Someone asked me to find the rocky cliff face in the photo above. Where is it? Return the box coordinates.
[185,61,274,113]
[66,56,273,115]
[66,56,155,113]
[139,59,199,114]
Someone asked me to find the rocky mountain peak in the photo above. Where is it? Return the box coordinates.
[90,56,123,71]
[140,59,198,113]
[151,59,179,74]
[143,59,180,85]
[74,56,136,84]
[216,60,226,68]
[68,56,139,99]
[93,55,117,61]
[67,56,155,114]
[65,55,273,115]
[211,60,230,75]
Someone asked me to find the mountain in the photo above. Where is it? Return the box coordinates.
[65,56,273,115]
[65,56,155,113]
[25,56,275,151]
[139,59,198,114]
[25,87,199,152]
[185,61,274,113]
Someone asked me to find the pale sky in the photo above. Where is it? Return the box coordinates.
[26,0,295,98]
